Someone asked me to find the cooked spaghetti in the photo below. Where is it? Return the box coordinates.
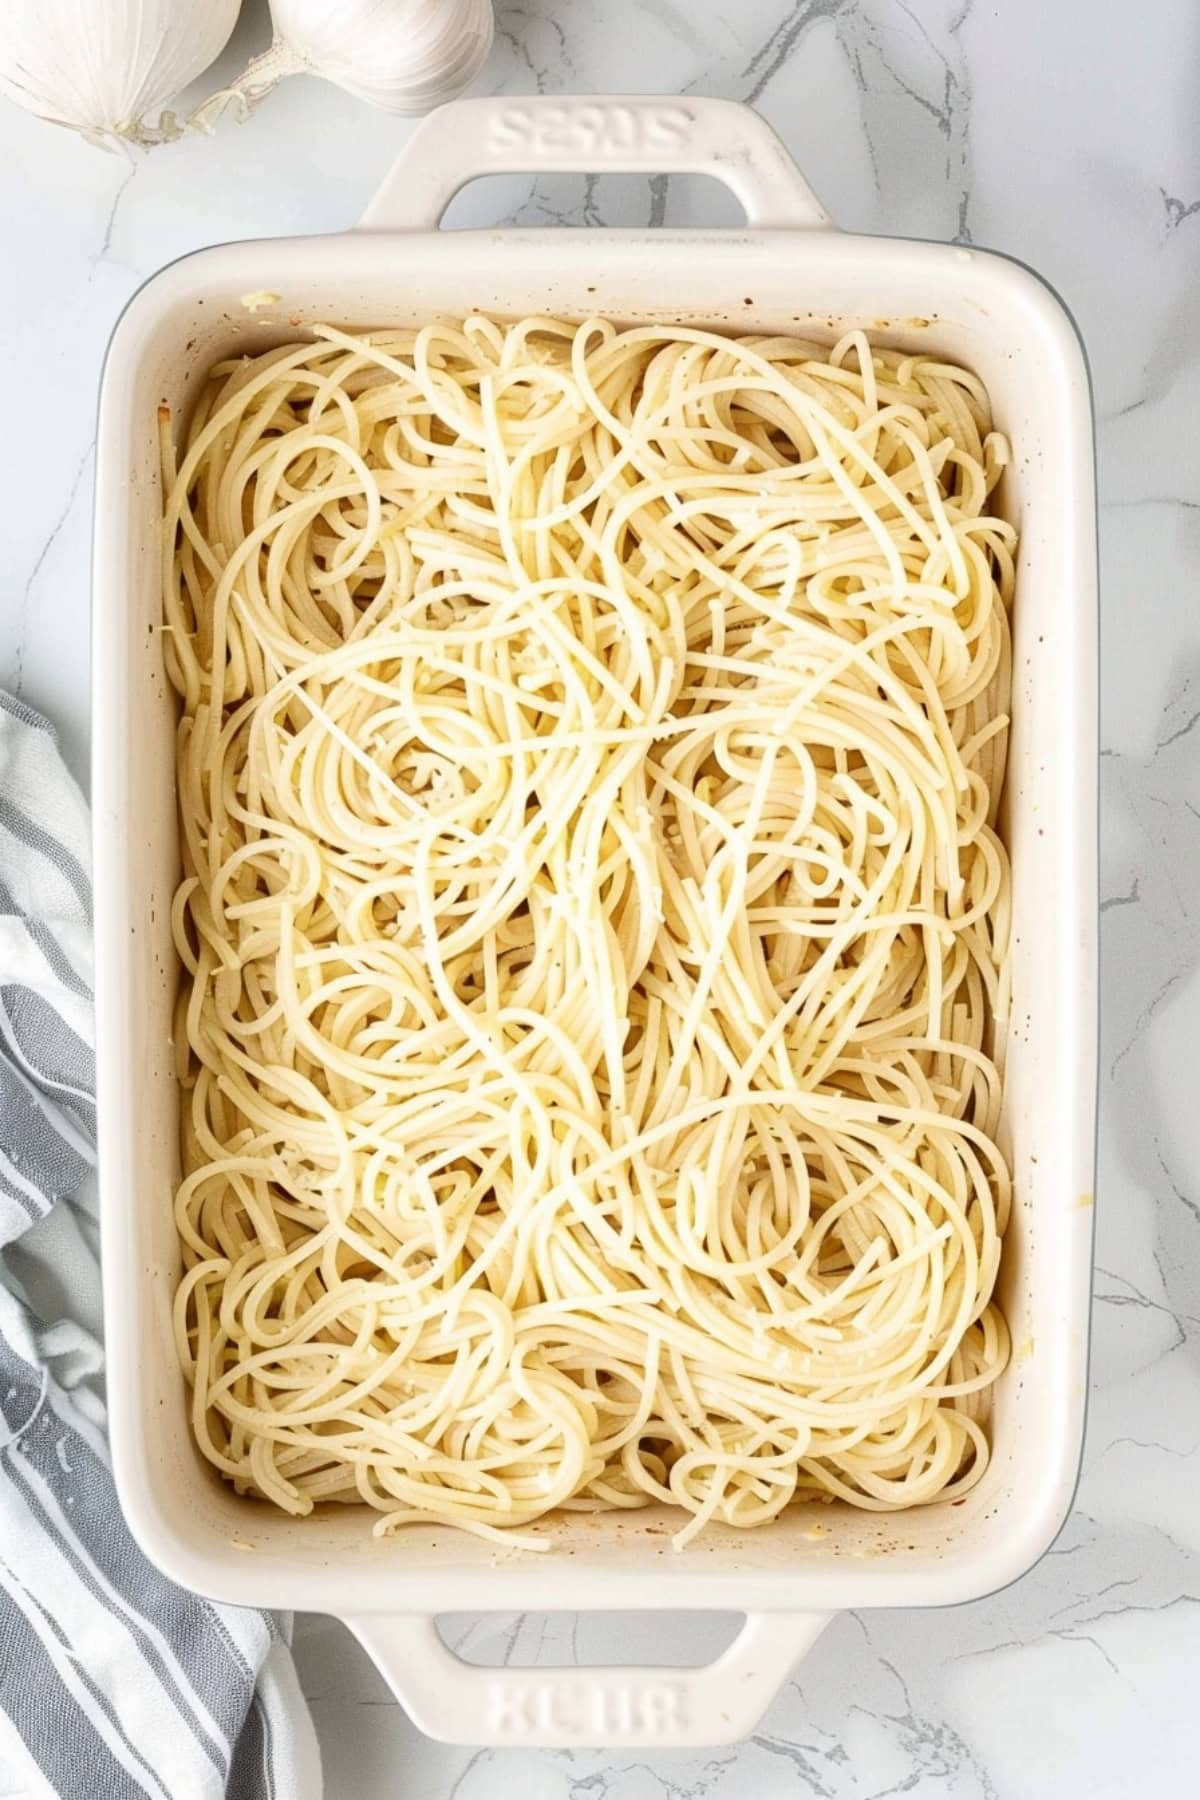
[162,316,1015,1548]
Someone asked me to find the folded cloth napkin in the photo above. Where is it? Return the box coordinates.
[0,692,322,1800]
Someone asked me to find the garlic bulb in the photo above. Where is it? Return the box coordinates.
[193,0,494,130]
[0,0,242,149]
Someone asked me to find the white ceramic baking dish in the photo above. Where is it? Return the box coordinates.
[92,95,1097,1750]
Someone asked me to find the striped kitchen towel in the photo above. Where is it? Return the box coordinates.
[0,691,322,1800]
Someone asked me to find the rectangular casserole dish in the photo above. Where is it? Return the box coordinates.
[93,94,1097,1750]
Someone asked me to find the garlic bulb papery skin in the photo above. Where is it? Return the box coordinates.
[273,0,495,110]
[0,0,243,149]
[192,0,494,131]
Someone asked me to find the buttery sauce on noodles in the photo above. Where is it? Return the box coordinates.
[162,316,1015,1548]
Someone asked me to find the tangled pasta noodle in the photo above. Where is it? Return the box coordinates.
[163,314,1016,1548]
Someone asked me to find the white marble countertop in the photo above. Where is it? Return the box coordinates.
[3,0,1198,1794]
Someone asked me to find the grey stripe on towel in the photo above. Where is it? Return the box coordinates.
[0,1060,89,1215]
[5,1436,229,1775]
[0,794,93,925]
[0,877,91,999]
[0,984,97,1131]
[0,1568,154,1799]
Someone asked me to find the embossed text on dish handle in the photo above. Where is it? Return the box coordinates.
[485,1676,689,1739]
[487,101,692,159]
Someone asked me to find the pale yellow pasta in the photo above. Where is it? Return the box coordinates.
[162,316,1015,1549]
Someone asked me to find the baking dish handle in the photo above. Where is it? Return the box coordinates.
[342,1608,832,1747]
[359,94,831,232]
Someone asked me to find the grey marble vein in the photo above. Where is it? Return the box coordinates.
[90,160,137,276]
[1161,188,1200,234]
[12,443,94,696]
